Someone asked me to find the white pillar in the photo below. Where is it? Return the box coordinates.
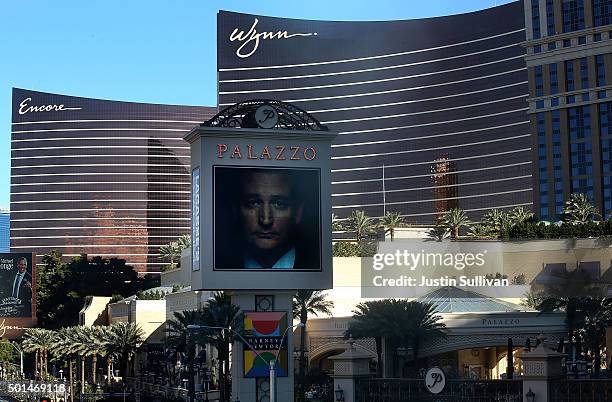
[330,340,374,402]
[519,336,565,402]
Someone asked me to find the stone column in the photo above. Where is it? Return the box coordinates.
[329,340,373,402]
[519,336,565,402]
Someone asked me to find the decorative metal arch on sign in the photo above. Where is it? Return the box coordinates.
[202,99,329,131]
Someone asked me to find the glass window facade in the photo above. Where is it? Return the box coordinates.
[0,211,8,253]
[549,63,559,94]
[580,57,590,89]
[537,113,549,219]
[569,106,594,198]
[565,60,575,92]
[547,0,556,36]
[532,0,541,39]
[562,0,586,32]
[535,65,545,96]
[596,54,606,87]
[600,103,612,218]
[593,0,612,27]
[552,110,564,217]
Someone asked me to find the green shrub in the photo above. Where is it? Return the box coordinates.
[332,241,377,257]
[508,220,612,240]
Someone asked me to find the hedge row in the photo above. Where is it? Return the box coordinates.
[508,220,612,240]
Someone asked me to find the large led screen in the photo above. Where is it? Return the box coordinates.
[214,166,321,271]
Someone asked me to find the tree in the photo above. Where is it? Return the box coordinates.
[104,322,144,381]
[331,213,344,232]
[481,209,513,238]
[440,208,471,239]
[293,290,334,399]
[158,242,182,270]
[200,292,241,402]
[51,327,81,400]
[37,253,159,329]
[176,234,192,251]
[381,211,405,241]
[468,224,494,239]
[427,224,449,242]
[509,206,534,224]
[166,310,208,400]
[346,300,446,378]
[563,193,600,223]
[22,328,56,380]
[400,302,446,373]
[578,298,612,376]
[346,210,378,242]
[345,300,392,378]
[159,235,192,271]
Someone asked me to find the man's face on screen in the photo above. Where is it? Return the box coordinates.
[237,171,302,254]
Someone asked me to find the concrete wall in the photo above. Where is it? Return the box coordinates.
[108,299,166,343]
[79,296,111,326]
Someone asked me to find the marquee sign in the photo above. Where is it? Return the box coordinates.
[185,100,336,290]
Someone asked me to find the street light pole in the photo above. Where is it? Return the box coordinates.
[9,341,23,378]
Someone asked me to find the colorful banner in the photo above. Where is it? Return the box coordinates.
[243,311,288,377]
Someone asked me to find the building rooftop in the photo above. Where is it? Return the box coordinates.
[417,286,524,313]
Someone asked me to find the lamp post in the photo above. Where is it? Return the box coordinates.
[8,341,23,378]
[187,322,304,402]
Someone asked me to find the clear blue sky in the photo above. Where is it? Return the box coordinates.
[0,0,515,210]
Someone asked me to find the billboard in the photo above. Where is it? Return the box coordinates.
[214,166,321,271]
[243,311,289,377]
[0,253,36,338]
[185,102,336,290]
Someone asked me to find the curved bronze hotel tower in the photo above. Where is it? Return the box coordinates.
[11,89,215,272]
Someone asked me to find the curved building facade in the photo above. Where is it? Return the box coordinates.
[10,88,215,272]
[217,2,532,222]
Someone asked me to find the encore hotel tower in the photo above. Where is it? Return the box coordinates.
[10,89,215,272]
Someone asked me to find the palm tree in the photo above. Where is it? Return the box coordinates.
[346,210,378,242]
[468,224,494,239]
[427,224,449,242]
[401,302,446,372]
[346,300,446,378]
[104,322,144,382]
[166,310,207,401]
[158,241,181,269]
[22,328,56,380]
[509,206,534,224]
[177,234,192,250]
[51,327,81,402]
[201,292,241,402]
[440,208,471,239]
[563,193,601,223]
[578,298,612,376]
[331,213,344,232]
[345,300,392,378]
[293,290,334,390]
[481,209,512,237]
[381,211,405,241]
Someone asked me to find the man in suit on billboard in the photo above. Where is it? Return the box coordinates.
[11,257,32,301]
